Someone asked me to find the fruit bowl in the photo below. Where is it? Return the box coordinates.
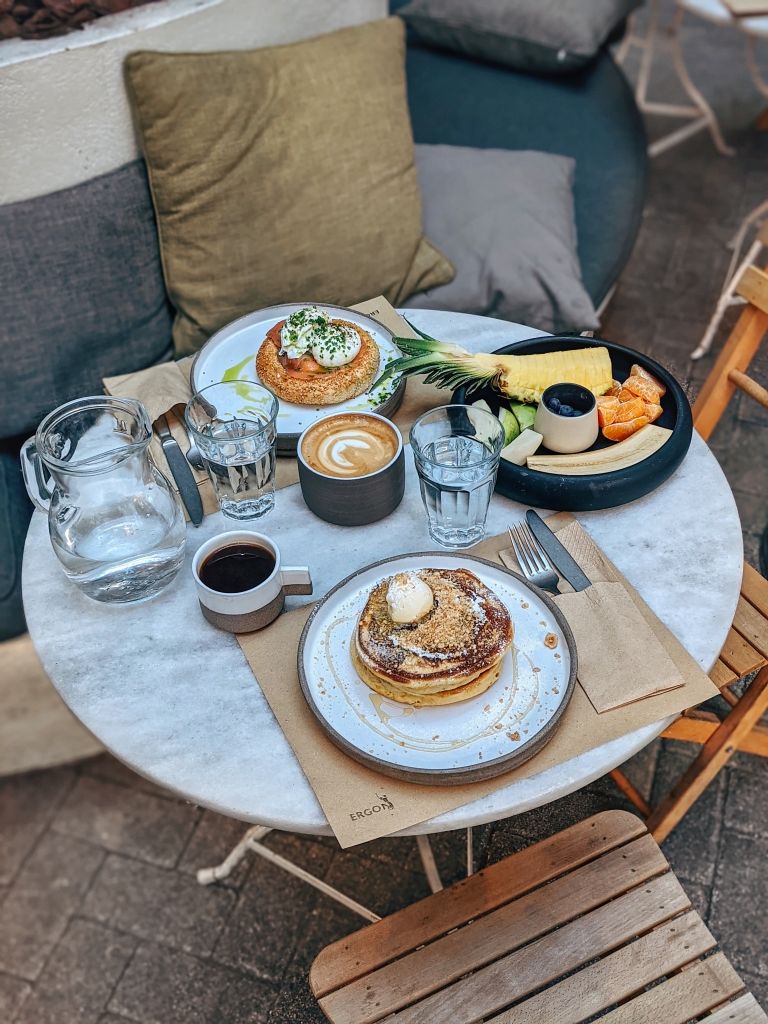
[452,334,693,511]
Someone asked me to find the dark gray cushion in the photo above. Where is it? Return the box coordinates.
[0,442,33,641]
[0,161,173,440]
[398,0,641,74]
[409,145,598,333]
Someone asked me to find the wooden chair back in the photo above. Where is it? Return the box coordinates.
[693,262,768,439]
[611,264,768,841]
[310,811,767,1023]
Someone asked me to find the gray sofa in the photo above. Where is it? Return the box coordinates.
[0,18,646,643]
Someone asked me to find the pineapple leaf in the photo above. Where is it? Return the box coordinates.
[403,318,438,342]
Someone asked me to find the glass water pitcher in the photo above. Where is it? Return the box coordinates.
[21,396,186,604]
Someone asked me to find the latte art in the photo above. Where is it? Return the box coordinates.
[302,414,399,478]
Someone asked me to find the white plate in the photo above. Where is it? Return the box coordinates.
[190,303,405,453]
[298,553,577,784]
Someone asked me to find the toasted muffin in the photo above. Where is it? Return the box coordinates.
[256,319,379,406]
[354,568,513,706]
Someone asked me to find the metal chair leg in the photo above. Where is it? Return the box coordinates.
[197,825,380,922]
[416,834,444,893]
[746,34,768,101]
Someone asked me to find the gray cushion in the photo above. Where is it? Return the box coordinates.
[408,145,599,333]
[398,0,641,74]
[0,161,174,440]
[0,444,33,641]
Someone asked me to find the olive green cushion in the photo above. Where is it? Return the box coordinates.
[125,18,453,356]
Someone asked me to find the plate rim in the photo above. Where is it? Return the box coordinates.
[189,301,406,450]
[296,551,579,784]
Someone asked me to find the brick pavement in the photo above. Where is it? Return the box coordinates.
[2,9,768,1022]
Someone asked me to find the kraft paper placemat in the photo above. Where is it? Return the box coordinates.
[103,297,444,510]
[237,514,718,848]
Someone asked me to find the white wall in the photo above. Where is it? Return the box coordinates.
[1,0,387,204]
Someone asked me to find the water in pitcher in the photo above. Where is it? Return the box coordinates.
[22,397,187,604]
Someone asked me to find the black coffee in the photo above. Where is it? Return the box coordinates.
[199,544,275,593]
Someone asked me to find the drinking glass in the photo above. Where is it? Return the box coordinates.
[410,404,505,548]
[185,381,278,520]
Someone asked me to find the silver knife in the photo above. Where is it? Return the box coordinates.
[526,509,591,592]
[156,414,204,527]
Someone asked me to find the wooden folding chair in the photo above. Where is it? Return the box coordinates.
[611,263,768,842]
[310,811,767,1024]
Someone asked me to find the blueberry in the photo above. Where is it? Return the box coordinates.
[548,397,561,412]
[559,404,573,416]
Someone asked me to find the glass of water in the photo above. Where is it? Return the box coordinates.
[410,404,505,548]
[185,381,279,521]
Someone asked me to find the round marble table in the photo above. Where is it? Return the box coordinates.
[23,311,744,839]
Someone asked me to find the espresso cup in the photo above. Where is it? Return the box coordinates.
[297,412,405,527]
[192,531,312,633]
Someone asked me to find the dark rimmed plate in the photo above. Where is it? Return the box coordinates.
[453,335,693,511]
[190,302,405,456]
[297,552,577,785]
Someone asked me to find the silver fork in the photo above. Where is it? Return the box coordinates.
[507,523,560,595]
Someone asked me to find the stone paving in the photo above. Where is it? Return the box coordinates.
[2,9,768,1023]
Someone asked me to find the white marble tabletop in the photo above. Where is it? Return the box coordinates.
[22,311,744,837]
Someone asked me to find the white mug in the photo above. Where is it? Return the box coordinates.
[192,531,312,633]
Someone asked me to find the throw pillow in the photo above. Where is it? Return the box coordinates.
[0,161,174,440]
[125,18,454,356]
[406,145,599,334]
[398,0,641,75]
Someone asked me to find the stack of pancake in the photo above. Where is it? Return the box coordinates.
[352,568,513,706]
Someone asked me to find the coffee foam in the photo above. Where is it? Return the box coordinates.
[302,414,398,478]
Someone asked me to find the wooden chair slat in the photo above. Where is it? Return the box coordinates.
[309,810,644,998]
[736,264,768,315]
[710,659,739,689]
[692,303,768,441]
[705,992,768,1023]
[742,562,768,619]
[663,716,768,757]
[317,835,666,1024]
[719,626,764,676]
[647,666,768,842]
[594,952,745,1024]
[369,872,689,1024]
[486,911,715,1024]
[733,596,768,661]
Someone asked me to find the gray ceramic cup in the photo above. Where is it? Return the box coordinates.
[297,412,405,527]
[192,531,312,634]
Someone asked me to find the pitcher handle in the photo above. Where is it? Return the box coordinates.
[20,437,53,512]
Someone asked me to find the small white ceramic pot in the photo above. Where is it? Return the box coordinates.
[192,531,312,633]
[534,383,599,455]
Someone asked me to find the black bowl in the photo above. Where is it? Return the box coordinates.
[452,334,692,511]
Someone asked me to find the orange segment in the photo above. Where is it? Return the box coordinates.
[631,363,666,397]
[606,379,623,397]
[614,396,646,422]
[597,395,621,429]
[622,375,662,404]
[603,416,649,441]
[644,402,663,423]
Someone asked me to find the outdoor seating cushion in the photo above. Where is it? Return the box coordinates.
[0,444,33,641]
[411,145,599,332]
[394,7,648,306]
[0,161,174,442]
[124,17,454,356]
[398,0,642,75]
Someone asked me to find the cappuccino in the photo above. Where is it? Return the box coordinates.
[301,414,399,478]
